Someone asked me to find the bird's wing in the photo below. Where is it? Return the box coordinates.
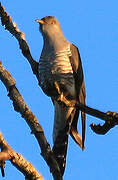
[69,43,86,149]
[52,44,86,175]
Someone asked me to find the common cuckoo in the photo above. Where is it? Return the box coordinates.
[36,16,86,176]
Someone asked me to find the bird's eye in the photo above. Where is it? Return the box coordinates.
[51,20,55,24]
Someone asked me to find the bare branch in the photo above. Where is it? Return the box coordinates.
[0,62,62,180]
[0,132,44,180]
[77,103,118,134]
[0,2,39,78]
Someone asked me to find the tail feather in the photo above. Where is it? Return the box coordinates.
[70,108,85,150]
[81,111,86,150]
[78,80,86,150]
[70,125,83,150]
[52,100,86,175]
[52,126,69,176]
[52,101,74,176]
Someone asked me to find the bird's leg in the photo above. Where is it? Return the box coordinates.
[54,81,61,95]
[54,81,75,107]
[54,81,68,104]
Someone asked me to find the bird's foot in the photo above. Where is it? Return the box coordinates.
[54,81,75,107]
[57,93,69,106]
[57,93,75,107]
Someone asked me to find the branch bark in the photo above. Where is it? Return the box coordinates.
[0,62,62,180]
[77,103,118,134]
[0,132,44,180]
[0,2,39,79]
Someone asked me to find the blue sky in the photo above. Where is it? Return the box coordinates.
[0,0,118,179]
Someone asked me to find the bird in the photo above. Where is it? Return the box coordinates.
[36,16,86,176]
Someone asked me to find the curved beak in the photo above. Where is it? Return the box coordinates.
[35,19,45,24]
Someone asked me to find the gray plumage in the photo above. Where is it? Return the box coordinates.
[36,16,86,176]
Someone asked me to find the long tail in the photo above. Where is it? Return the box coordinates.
[52,126,69,176]
[52,101,74,176]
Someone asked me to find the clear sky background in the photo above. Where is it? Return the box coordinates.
[0,0,118,180]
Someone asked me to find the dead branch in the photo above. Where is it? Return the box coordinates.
[0,62,62,180]
[0,2,39,78]
[0,132,44,180]
[77,103,118,134]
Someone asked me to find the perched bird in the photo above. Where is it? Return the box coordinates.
[36,16,86,176]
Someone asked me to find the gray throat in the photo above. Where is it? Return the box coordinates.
[42,30,69,54]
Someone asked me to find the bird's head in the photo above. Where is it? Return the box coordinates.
[35,16,63,39]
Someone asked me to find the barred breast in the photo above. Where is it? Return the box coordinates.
[38,45,75,97]
[39,45,73,72]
